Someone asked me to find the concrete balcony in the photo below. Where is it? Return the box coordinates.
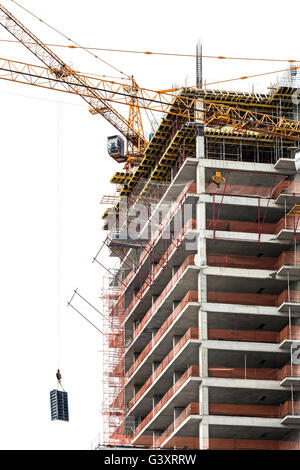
[131,365,200,446]
[126,328,200,416]
[273,179,300,206]
[278,290,300,314]
[278,325,300,349]
[280,400,300,424]
[125,254,199,341]
[123,224,197,326]
[205,216,300,241]
[149,398,300,449]
[125,290,199,375]
[276,251,300,278]
[279,365,300,387]
[116,176,198,284]
[153,402,201,449]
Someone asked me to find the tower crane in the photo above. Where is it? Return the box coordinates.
[0,2,147,170]
[0,1,300,179]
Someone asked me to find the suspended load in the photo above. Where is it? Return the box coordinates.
[50,369,69,422]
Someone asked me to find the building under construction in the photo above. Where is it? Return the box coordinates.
[2,0,300,452]
[100,69,300,450]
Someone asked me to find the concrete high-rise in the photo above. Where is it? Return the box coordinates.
[101,82,300,450]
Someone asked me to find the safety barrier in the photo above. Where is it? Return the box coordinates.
[279,325,300,344]
[206,218,276,234]
[206,182,278,199]
[207,253,277,270]
[207,290,300,308]
[278,289,300,306]
[272,180,300,199]
[209,399,300,421]
[208,366,279,380]
[210,403,282,419]
[208,328,278,343]
[277,251,300,268]
[279,365,300,382]
[209,364,300,381]
[206,216,299,236]
[207,291,277,307]
[207,251,300,272]
[209,325,300,344]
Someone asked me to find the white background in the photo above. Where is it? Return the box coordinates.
[0,0,299,450]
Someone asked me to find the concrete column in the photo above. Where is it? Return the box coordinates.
[199,385,209,416]
[134,352,140,362]
[173,370,183,386]
[199,346,208,378]
[152,328,159,340]
[153,394,163,409]
[152,361,160,374]
[199,419,209,450]
[198,309,208,340]
[173,335,181,348]
[172,265,180,277]
[134,383,142,395]
[152,430,162,449]
[174,406,184,421]
[198,270,207,304]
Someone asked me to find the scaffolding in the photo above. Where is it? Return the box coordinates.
[101,272,127,446]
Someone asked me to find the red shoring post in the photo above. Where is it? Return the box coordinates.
[216,170,229,220]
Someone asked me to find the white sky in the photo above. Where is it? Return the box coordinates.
[0,0,299,450]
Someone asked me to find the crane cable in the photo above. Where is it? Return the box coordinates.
[8,0,130,79]
[1,38,299,64]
